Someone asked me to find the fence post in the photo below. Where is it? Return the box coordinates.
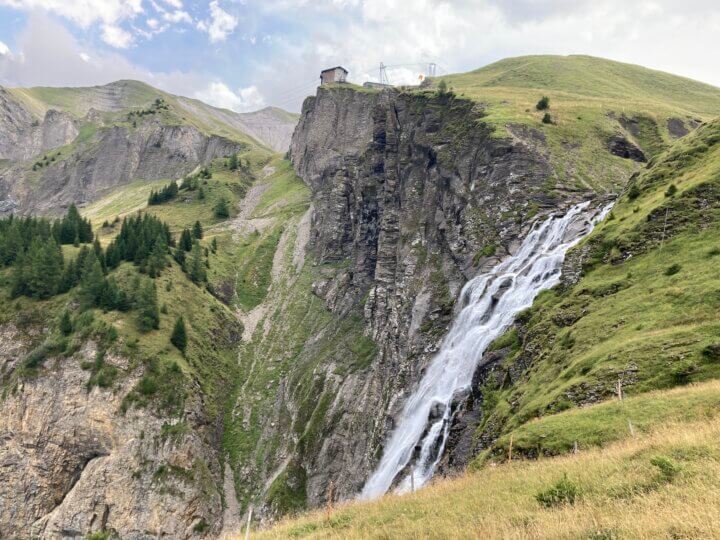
[508,434,514,461]
[410,470,415,493]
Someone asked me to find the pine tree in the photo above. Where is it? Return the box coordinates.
[228,153,238,171]
[59,310,73,336]
[187,240,206,284]
[10,252,27,298]
[211,237,218,253]
[146,234,167,278]
[192,220,203,239]
[136,278,160,332]
[79,254,105,308]
[170,316,187,353]
[25,238,63,299]
[213,197,230,218]
[179,228,193,251]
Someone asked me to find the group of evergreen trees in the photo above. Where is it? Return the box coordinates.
[105,214,174,277]
[148,181,179,205]
[1,204,210,341]
[173,221,207,283]
[0,205,92,267]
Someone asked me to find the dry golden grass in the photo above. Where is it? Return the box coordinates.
[251,382,720,539]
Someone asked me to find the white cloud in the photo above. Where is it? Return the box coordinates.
[162,0,183,8]
[147,18,159,29]
[163,9,191,24]
[79,51,90,62]
[197,1,238,43]
[0,41,10,56]
[195,81,265,112]
[101,24,133,48]
[0,0,143,27]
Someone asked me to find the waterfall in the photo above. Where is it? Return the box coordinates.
[361,201,611,499]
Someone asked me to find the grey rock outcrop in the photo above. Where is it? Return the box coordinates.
[0,117,241,215]
[0,88,78,161]
[0,329,223,539]
[278,85,594,505]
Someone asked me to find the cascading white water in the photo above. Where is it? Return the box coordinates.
[361,201,611,500]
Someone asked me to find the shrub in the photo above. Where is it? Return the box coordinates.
[650,455,680,482]
[542,113,553,124]
[627,184,641,200]
[437,80,447,95]
[59,310,73,336]
[665,184,678,197]
[536,96,550,110]
[701,344,720,362]
[535,474,579,507]
[665,263,681,276]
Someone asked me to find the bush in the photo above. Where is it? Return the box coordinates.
[650,455,680,482]
[536,96,550,110]
[665,263,682,276]
[627,184,641,200]
[701,344,720,362]
[535,474,579,507]
[542,113,553,124]
[665,184,678,197]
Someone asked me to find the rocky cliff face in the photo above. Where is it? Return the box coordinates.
[0,88,78,162]
[239,85,599,510]
[0,324,224,539]
[0,82,296,216]
[0,114,241,216]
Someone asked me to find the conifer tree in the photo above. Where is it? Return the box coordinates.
[170,316,187,353]
[136,278,160,331]
[187,240,206,284]
[192,220,203,239]
[60,310,73,335]
[10,252,27,298]
[228,153,239,171]
[213,197,230,218]
[79,254,105,308]
[179,228,193,251]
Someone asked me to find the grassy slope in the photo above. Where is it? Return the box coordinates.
[255,382,720,539]
[468,117,720,464]
[434,55,720,193]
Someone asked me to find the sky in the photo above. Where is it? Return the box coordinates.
[0,0,719,113]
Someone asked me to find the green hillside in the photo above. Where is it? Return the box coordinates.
[432,55,720,192]
[467,115,720,463]
[255,383,720,539]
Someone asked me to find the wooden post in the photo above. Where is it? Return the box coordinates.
[244,505,253,540]
[410,470,415,493]
[508,434,513,462]
[617,379,623,401]
[628,420,635,437]
[573,441,578,455]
